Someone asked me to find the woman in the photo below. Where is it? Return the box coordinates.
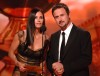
[9,8,49,76]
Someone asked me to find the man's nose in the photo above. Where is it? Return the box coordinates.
[58,16,62,21]
[58,17,62,22]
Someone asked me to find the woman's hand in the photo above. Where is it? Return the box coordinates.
[16,61,26,72]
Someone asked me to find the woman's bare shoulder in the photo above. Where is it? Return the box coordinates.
[14,30,26,42]
[17,30,27,37]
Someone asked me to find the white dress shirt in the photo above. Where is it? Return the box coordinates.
[58,22,73,61]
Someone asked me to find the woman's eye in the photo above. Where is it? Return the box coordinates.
[40,16,43,19]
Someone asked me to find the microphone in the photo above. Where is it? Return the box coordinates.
[40,25,46,34]
[40,25,46,75]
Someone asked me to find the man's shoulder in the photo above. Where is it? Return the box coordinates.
[73,24,89,33]
[73,25,90,37]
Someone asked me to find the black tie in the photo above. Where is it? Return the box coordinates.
[60,32,65,61]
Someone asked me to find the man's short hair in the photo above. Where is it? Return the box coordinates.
[52,3,70,15]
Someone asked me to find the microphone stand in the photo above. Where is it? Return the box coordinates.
[41,32,44,76]
[40,25,46,76]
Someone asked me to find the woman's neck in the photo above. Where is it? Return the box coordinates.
[34,29,40,35]
[34,29,42,38]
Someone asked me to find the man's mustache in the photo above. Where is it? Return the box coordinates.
[59,21,64,24]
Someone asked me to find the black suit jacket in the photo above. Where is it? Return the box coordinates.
[46,25,92,76]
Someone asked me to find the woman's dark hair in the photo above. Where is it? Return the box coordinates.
[52,3,70,16]
[26,7,46,45]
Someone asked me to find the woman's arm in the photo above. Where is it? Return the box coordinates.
[8,33,20,65]
[8,33,26,71]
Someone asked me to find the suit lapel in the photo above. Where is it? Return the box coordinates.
[53,31,61,61]
[62,25,77,60]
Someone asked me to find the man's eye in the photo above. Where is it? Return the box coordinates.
[54,16,58,19]
[61,14,64,16]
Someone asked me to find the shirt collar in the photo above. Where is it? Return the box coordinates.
[61,22,73,35]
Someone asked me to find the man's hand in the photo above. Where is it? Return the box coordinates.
[52,62,64,76]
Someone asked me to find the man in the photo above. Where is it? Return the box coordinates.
[46,3,92,76]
